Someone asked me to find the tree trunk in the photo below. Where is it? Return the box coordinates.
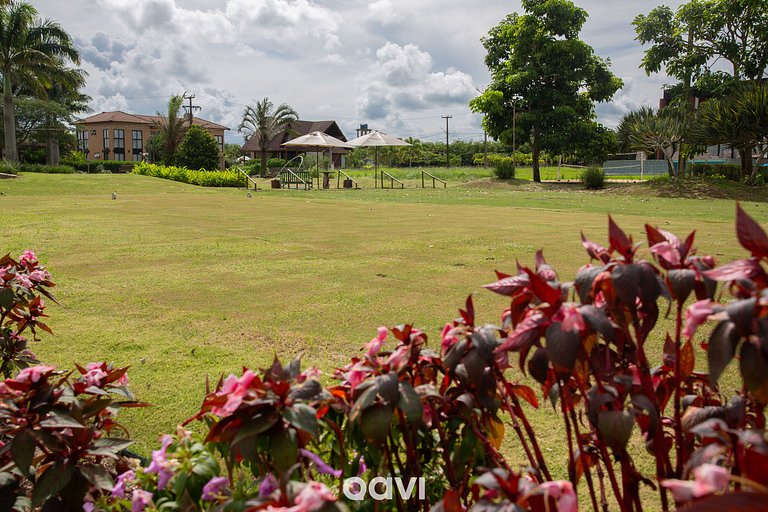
[532,134,541,183]
[3,73,17,162]
[743,147,755,185]
[260,150,268,178]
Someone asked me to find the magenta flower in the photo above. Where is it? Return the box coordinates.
[300,448,342,477]
[364,326,388,357]
[28,269,50,282]
[14,273,33,288]
[557,303,585,333]
[131,489,153,512]
[684,300,716,340]
[112,470,135,498]
[537,481,577,512]
[212,369,256,417]
[19,251,37,267]
[84,363,108,387]
[441,323,459,355]
[650,241,682,267]
[146,435,176,490]
[662,463,730,502]
[293,481,337,511]
[15,365,55,384]
[82,502,94,512]
[259,473,279,498]
[202,476,229,501]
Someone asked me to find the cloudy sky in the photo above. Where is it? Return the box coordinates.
[35,0,685,144]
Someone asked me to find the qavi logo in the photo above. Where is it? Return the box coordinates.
[342,477,427,501]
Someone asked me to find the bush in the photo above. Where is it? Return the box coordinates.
[18,163,76,174]
[688,162,742,181]
[65,160,135,173]
[493,157,516,179]
[132,162,245,187]
[267,157,287,169]
[0,159,20,175]
[581,165,605,189]
[176,125,221,171]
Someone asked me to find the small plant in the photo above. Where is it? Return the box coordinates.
[493,157,516,179]
[0,159,20,175]
[18,163,77,174]
[581,166,605,189]
[132,162,244,187]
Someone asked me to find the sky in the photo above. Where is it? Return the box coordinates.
[34,0,686,144]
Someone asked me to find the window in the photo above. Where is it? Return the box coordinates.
[77,130,89,153]
[113,129,125,161]
[103,129,110,160]
[132,130,143,161]
[215,134,224,154]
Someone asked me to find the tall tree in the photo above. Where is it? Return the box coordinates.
[155,95,188,165]
[620,106,689,177]
[0,1,79,162]
[176,124,220,171]
[238,98,298,177]
[470,1,621,182]
[40,65,90,164]
[691,81,768,184]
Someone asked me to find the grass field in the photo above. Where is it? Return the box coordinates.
[1,172,766,496]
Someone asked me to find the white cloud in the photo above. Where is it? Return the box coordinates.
[366,0,403,25]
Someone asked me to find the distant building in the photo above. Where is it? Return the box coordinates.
[241,120,349,168]
[75,111,229,168]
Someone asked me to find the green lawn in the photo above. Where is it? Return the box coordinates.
[1,173,765,489]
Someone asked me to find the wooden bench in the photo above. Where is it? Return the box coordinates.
[279,169,313,189]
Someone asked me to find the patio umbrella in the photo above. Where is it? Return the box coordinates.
[346,131,411,188]
[282,131,353,189]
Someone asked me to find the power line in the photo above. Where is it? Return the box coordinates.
[441,115,452,167]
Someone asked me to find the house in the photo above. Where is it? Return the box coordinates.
[241,120,350,168]
[75,111,229,169]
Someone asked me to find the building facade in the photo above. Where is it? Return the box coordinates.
[241,120,349,168]
[75,111,228,168]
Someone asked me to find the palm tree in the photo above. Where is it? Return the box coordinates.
[239,98,298,177]
[404,137,422,167]
[41,65,90,164]
[619,106,688,178]
[155,95,188,165]
[0,1,79,161]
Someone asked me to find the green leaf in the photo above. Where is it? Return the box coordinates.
[545,323,579,378]
[32,463,74,508]
[87,438,133,457]
[707,320,739,387]
[282,404,318,438]
[360,403,393,445]
[667,269,696,302]
[78,465,113,491]
[271,429,298,472]
[11,430,36,479]
[349,384,378,423]
[40,411,85,429]
[597,410,634,452]
[0,288,14,310]
[231,412,278,446]
[396,382,423,424]
[740,340,768,404]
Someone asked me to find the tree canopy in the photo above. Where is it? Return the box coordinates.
[155,95,189,165]
[239,98,298,177]
[176,124,221,171]
[470,0,622,182]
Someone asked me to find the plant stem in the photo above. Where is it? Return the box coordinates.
[673,303,685,477]
[508,392,552,480]
[565,387,599,512]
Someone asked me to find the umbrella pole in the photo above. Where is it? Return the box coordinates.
[375,147,379,189]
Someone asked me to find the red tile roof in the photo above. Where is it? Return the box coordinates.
[77,111,229,130]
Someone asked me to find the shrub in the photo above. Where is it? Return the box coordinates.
[581,165,605,189]
[0,159,20,175]
[267,157,287,169]
[132,162,245,187]
[176,125,221,171]
[688,163,742,181]
[65,160,135,173]
[0,251,144,510]
[18,163,76,174]
[493,157,516,179]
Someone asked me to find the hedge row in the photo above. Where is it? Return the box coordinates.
[18,163,76,174]
[132,162,244,187]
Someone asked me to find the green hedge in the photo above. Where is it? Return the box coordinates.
[18,163,76,174]
[67,160,135,173]
[687,163,742,181]
[132,162,244,187]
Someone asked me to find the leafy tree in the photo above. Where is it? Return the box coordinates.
[470,0,622,182]
[0,1,79,162]
[155,95,188,165]
[238,98,298,177]
[223,143,243,167]
[176,124,220,171]
[620,106,689,177]
[403,136,422,167]
[691,81,768,184]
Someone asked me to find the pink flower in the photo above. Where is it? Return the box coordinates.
[15,365,55,384]
[364,327,388,357]
[650,241,682,267]
[662,464,730,502]
[131,489,153,512]
[202,476,229,501]
[14,273,33,288]
[558,303,585,333]
[212,370,256,417]
[146,435,175,490]
[684,300,716,340]
[112,470,135,498]
[538,481,577,512]
[19,251,37,267]
[82,503,94,512]
[28,269,49,282]
[293,481,337,511]
[84,367,108,387]
[386,345,410,371]
[259,473,279,498]
[345,368,369,389]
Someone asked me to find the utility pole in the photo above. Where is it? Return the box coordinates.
[182,92,201,125]
[442,115,452,167]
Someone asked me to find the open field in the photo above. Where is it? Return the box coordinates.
[1,173,767,493]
